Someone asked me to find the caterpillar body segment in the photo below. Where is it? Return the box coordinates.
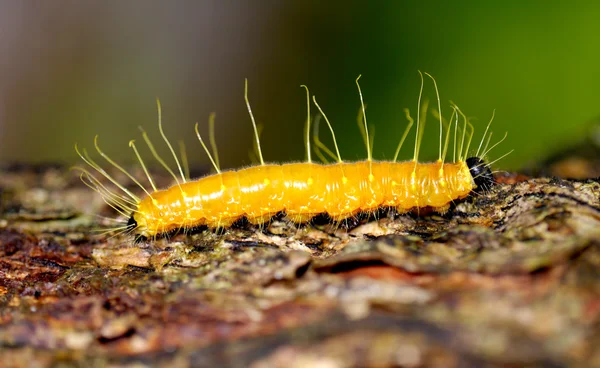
[131,160,474,238]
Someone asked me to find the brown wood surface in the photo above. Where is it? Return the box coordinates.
[0,152,599,367]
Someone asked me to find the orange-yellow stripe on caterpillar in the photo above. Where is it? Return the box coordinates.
[75,72,509,240]
[134,160,473,237]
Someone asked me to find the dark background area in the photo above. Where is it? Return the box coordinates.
[0,1,598,170]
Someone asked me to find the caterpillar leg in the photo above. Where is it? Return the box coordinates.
[338,215,362,230]
[393,207,409,218]
[310,213,332,226]
[286,213,320,225]
[241,212,290,234]
[332,212,369,230]
[230,216,250,229]
[433,203,451,215]
[246,214,276,226]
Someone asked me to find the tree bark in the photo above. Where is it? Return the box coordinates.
[1,159,599,367]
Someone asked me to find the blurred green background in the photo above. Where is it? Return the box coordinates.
[0,1,598,170]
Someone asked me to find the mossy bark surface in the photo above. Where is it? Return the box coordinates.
[0,161,599,367]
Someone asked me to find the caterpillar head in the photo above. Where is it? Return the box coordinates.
[127,213,138,230]
[466,157,494,192]
[127,212,150,241]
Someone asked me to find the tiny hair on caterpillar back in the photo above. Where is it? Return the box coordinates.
[74,72,510,240]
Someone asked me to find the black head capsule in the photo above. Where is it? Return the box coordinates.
[127,212,138,229]
[466,157,495,192]
[127,213,147,242]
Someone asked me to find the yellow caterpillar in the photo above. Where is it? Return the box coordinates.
[76,72,508,240]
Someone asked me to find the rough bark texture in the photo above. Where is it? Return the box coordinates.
[0,152,599,367]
